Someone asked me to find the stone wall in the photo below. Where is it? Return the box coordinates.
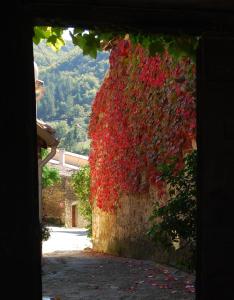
[92,188,193,271]
[52,149,88,168]
[42,177,66,226]
[42,176,88,228]
[64,178,88,228]
[93,189,157,257]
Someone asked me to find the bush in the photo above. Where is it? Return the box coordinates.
[148,150,197,270]
[40,148,61,188]
[40,222,51,241]
[71,165,92,237]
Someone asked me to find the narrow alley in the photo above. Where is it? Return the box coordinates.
[42,228,195,300]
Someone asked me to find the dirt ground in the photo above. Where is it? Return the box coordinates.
[42,249,195,300]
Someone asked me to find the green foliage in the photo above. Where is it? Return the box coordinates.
[72,140,91,156]
[34,41,109,155]
[42,165,61,188]
[148,150,197,270]
[40,221,51,241]
[33,26,65,51]
[71,165,92,236]
[41,149,61,188]
[33,26,199,61]
[130,33,198,61]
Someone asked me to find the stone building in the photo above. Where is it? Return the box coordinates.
[35,61,60,222]
[42,148,89,228]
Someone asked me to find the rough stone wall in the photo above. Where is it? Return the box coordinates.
[42,176,88,228]
[64,179,88,228]
[77,211,89,228]
[92,189,157,258]
[92,188,192,270]
[64,178,74,228]
[42,177,66,225]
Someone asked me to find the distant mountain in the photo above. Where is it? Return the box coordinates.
[33,41,110,155]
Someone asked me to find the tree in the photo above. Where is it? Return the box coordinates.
[34,40,109,155]
[41,149,61,188]
[49,120,69,140]
[71,165,92,236]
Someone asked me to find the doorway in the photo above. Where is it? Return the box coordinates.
[36,27,197,299]
[72,205,77,227]
[5,2,234,299]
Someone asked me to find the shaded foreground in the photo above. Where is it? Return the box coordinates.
[42,249,195,300]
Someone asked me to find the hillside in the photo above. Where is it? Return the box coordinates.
[33,41,110,155]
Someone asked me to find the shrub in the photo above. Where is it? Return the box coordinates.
[40,221,51,241]
[71,165,92,237]
[148,150,197,270]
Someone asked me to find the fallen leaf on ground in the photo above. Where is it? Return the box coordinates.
[135,280,144,284]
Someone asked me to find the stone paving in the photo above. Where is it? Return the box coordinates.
[42,227,92,254]
[42,249,195,300]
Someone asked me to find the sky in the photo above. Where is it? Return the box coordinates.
[62,28,90,40]
[62,28,73,40]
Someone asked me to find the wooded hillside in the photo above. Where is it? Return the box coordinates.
[33,41,109,155]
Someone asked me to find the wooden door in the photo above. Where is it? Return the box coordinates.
[72,205,77,227]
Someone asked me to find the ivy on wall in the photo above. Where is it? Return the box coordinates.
[33,26,198,60]
[88,39,196,211]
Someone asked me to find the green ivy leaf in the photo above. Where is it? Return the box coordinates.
[51,27,63,36]
[73,27,85,35]
[71,34,82,48]
[99,32,115,42]
[34,26,198,60]
[46,35,65,51]
[148,41,165,56]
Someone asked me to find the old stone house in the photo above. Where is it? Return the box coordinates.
[34,61,88,229]
[42,148,89,228]
[37,119,59,222]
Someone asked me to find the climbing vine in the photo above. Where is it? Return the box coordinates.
[71,165,92,237]
[88,39,196,211]
[33,26,198,60]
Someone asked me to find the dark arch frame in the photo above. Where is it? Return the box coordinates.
[2,1,234,299]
